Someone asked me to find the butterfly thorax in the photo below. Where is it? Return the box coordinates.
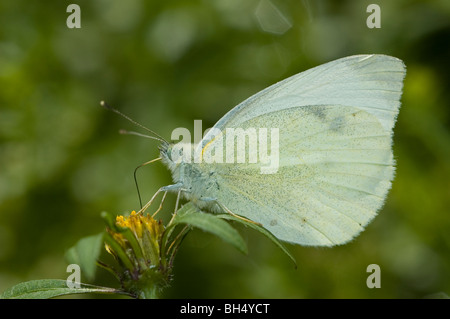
[160,142,222,212]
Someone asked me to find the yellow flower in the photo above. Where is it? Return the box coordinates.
[104,210,169,298]
[108,211,164,266]
[115,211,163,240]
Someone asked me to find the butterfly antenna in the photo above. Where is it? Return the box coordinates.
[100,101,169,208]
[100,101,168,144]
[119,129,167,143]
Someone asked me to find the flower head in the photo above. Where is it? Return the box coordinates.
[104,210,171,299]
[113,211,164,265]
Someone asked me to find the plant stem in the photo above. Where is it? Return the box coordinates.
[139,285,160,299]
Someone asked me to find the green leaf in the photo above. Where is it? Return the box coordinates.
[217,214,297,267]
[0,279,129,299]
[65,233,104,281]
[171,203,248,254]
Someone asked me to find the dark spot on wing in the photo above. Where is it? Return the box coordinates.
[330,115,346,132]
[270,219,278,226]
[305,105,327,120]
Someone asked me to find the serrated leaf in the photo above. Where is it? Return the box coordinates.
[217,214,297,267]
[171,203,248,254]
[0,279,128,299]
[65,233,104,281]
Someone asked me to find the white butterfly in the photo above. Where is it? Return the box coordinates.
[156,54,406,246]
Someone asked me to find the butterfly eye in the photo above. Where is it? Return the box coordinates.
[170,143,189,164]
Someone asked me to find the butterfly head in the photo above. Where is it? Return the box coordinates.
[160,142,196,172]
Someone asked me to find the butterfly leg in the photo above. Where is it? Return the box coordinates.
[151,190,168,218]
[168,189,183,225]
[219,202,262,226]
[199,197,262,226]
[139,183,184,215]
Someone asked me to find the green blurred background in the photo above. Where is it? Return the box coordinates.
[1,0,449,298]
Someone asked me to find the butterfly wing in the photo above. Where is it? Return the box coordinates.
[195,54,405,246]
[197,54,405,155]
[198,105,395,245]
